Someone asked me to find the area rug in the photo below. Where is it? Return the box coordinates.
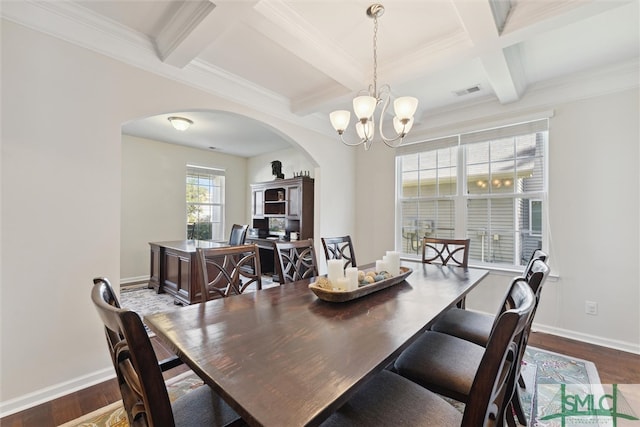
[119,278,277,336]
[119,286,182,336]
[57,371,205,427]
[58,346,600,427]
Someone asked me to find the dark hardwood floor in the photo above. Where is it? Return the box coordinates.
[2,332,639,427]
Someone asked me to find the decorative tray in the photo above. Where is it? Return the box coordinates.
[309,266,413,303]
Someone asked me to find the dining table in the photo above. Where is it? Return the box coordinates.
[144,259,489,426]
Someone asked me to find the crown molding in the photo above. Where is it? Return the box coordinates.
[1,0,330,136]
[404,58,639,142]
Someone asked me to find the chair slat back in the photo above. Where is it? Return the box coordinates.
[91,278,175,427]
[422,237,470,267]
[321,235,357,269]
[462,279,535,426]
[197,244,262,301]
[275,239,319,283]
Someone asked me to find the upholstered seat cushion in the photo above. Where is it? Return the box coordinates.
[320,370,462,427]
[172,385,240,427]
[430,308,494,346]
[393,331,484,402]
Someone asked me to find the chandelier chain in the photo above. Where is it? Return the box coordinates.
[372,13,378,98]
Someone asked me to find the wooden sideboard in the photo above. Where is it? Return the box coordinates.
[149,240,228,305]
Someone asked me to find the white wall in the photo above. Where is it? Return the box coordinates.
[354,88,640,353]
[121,135,248,282]
[0,20,355,414]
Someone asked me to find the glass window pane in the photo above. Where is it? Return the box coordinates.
[520,155,544,192]
[401,170,419,197]
[466,141,489,164]
[419,169,437,197]
[402,153,419,171]
[437,167,456,196]
[490,138,515,161]
[491,160,516,193]
[467,162,489,194]
[435,199,454,233]
[418,151,436,169]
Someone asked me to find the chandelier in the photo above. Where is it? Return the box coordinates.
[329,4,418,150]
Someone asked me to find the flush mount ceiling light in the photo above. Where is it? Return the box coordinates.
[329,3,418,150]
[168,116,193,131]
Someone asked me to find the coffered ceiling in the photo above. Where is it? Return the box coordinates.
[3,0,638,156]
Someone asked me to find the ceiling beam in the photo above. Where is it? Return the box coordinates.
[155,0,227,69]
[452,0,524,104]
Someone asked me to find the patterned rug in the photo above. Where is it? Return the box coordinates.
[57,346,600,427]
[118,277,276,335]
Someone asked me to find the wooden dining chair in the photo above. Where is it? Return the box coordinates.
[320,280,535,427]
[90,277,241,427]
[422,237,471,307]
[321,235,357,269]
[429,255,549,426]
[228,224,249,246]
[422,237,470,267]
[197,244,262,301]
[394,272,545,427]
[274,239,318,283]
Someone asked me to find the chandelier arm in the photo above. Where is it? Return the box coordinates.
[376,90,405,146]
[338,132,367,147]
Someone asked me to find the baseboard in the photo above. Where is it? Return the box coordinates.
[0,368,116,418]
[120,275,149,286]
[531,323,640,355]
[461,308,640,355]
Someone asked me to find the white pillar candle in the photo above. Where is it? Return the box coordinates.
[376,260,388,273]
[345,267,358,290]
[327,259,344,285]
[335,277,350,291]
[385,251,401,276]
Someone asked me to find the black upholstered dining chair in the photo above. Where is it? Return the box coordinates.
[428,253,549,425]
[431,252,549,346]
[320,280,535,427]
[228,224,249,246]
[196,244,262,301]
[274,239,319,283]
[90,277,240,427]
[395,262,549,427]
[321,235,357,269]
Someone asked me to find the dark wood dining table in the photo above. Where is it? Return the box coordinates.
[144,260,488,426]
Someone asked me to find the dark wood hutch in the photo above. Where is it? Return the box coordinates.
[247,176,314,277]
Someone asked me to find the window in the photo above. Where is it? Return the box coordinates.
[396,119,548,269]
[186,166,225,240]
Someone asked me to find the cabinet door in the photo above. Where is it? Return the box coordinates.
[287,184,301,218]
[253,188,264,217]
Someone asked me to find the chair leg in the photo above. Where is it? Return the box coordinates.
[518,374,526,389]
[512,387,528,426]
